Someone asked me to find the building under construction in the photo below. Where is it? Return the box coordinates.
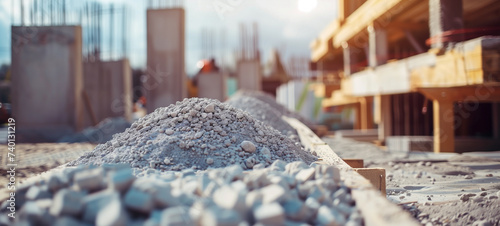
[310,0,500,153]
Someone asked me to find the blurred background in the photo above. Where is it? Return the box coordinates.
[0,0,499,154]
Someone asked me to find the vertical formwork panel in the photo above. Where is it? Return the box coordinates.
[146,8,186,113]
[11,26,83,141]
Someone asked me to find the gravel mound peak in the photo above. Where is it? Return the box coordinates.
[69,98,316,171]
[226,93,297,137]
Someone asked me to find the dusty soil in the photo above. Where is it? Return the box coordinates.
[325,136,500,226]
[0,143,95,189]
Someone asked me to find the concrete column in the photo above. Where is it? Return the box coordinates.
[146,8,186,113]
[433,100,455,153]
[378,95,392,142]
[11,26,83,142]
[368,24,388,67]
[429,0,464,49]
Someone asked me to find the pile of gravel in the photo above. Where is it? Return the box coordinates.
[2,161,363,226]
[68,98,316,171]
[58,117,131,144]
[226,94,297,137]
[234,90,315,128]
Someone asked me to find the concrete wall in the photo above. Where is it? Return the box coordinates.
[198,72,226,101]
[237,60,261,91]
[83,59,132,128]
[11,26,83,142]
[145,8,186,113]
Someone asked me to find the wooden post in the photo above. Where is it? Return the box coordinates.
[360,97,374,130]
[378,95,392,142]
[433,100,455,153]
[354,102,361,130]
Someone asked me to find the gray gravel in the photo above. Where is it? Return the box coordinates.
[1,161,364,226]
[68,98,316,171]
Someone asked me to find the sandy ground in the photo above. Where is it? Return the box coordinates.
[1,138,500,225]
[324,136,500,226]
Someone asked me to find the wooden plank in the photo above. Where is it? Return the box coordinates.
[333,0,420,48]
[354,168,386,194]
[343,159,364,168]
[283,116,420,226]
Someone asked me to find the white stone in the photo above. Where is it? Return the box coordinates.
[74,168,104,191]
[109,168,135,192]
[201,208,242,226]
[124,188,155,213]
[50,189,84,217]
[96,197,128,226]
[316,205,346,226]
[296,167,316,182]
[213,186,246,212]
[160,206,194,226]
[254,203,285,225]
[261,184,287,204]
[82,190,120,223]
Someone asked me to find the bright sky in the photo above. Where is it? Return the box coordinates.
[0,0,337,75]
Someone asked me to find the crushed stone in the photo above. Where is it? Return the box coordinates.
[68,98,316,171]
[2,161,364,226]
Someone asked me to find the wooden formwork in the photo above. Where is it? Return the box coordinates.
[283,116,419,226]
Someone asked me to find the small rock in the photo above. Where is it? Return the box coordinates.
[206,158,214,165]
[74,168,104,191]
[204,103,215,113]
[295,168,316,182]
[316,205,346,226]
[472,220,493,226]
[96,197,128,226]
[109,168,135,192]
[160,206,194,226]
[240,141,256,153]
[261,184,287,204]
[254,203,285,225]
[50,189,85,217]
[124,188,154,213]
